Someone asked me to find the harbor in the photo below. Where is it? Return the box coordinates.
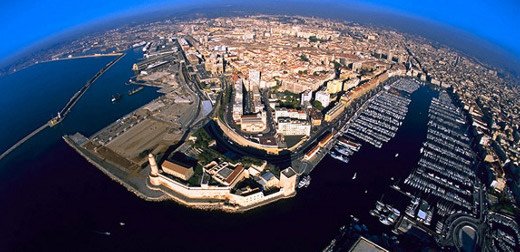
[328,79,421,164]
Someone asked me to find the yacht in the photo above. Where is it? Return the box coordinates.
[298,175,311,189]
[111,93,121,102]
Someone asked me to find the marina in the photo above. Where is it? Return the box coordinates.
[404,91,477,217]
[343,89,412,149]
[328,78,420,164]
[364,88,490,248]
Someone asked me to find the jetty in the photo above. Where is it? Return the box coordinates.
[0,53,125,161]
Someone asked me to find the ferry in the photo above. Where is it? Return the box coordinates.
[298,175,311,189]
[111,93,121,102]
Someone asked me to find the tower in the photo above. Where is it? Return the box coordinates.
[148,153,161,186]
[279,167,297,196]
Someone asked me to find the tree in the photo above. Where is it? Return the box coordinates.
[312,100,324,110]
[308,36,319,43]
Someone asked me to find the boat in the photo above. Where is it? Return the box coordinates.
[336,137,361,151]
[376,201,385,211]
[128,86,144,95]
[352,172,357,180]
[119,222,125,226]
[298,175,311,189]
[379,215,392,225]
[334,145,353,156]
[330,151,349,164]
[395,153,399,157]
[369,209,380,217]
[111,93,121,102]
[93,231,111,236]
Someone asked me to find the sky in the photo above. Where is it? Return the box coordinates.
[0,0,519,64]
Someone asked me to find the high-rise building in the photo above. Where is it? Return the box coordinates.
[233,80,244,122]
[249,69,261,88]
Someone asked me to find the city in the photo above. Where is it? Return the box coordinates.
[1,5,519,252]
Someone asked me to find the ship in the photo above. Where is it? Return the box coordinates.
[128,86,144,95]
[395,153,399,157]
[111,93,121,102]
[352,172,357,180]
[298,175,311,189]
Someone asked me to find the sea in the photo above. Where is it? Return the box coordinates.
[0,48,439,251]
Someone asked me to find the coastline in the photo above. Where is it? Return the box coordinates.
[63,134,296,213]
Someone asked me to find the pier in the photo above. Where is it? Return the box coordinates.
[49,53,125,125]
[40,53,124,63]
[0,53,125,161]
[0,123,49,160]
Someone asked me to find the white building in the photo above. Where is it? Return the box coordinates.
[301,90,313,107]
[277,118,311,136]
[315,90,331,108]
[241,112,267,133]
[233,80,244,122]
[249,69,261,88]
[274,108,308,121]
